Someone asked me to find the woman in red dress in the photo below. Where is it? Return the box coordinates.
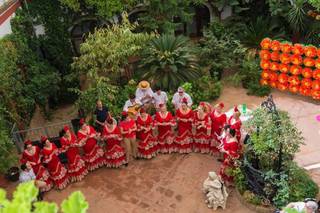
[102,117,127,168]
[175,98,194,154]
[20,140,53,192]
[136,108,158,159]
[219,128,240,184]
[193,103,211,153]
[77,119,105,171]
[154,104,176,154]
[40,136,69,190]
[227,106,242,142]
[60,126,88,183]
[210,102,227,154]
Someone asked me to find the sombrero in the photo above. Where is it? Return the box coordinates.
[138,81,150,89]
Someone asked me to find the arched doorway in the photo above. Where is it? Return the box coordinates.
[188,4,211,37]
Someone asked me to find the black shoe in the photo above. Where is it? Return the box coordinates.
[124,163,128,167]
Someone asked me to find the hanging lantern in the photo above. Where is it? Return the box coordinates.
[291,54,303,65]
[304,45,317,58]
[312,90,320,100]
[302,68,313,78]
[289,85,300,93]
[260,79,269,86]
[260,38,272,49]
[299,87,311,96]
[280,42,292,53]
[270,51,280,61]
[289,65,302,75]
[292,43,304,55]
[279,64,290,73]
[288,76,300,86]
[301,78,313,88]
[270,62,280,71]
[278,73,288,84]
[280,53,291,64]
[315,59,320,69]
[269,80,277,88]
[260,60,270,69]
[259,50,271,60]
[269,72,278,81]
[303,58,315,67]
[312,80,320,91]
[277,82,288,91]
[271,40,281,51]
[261,70,271,80]
[313,69,320,80]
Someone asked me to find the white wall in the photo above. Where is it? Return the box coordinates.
[0,12,14,38]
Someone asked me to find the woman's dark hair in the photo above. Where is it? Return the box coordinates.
[24,143,29,150]
[59,129,66,138]
[121,114,127,121]
[224,124,231,131]
[20,164,27,171]
[229,128,236,137]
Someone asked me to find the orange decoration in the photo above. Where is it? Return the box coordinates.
[288,76,300,86]
[269,81,277,88]
[261,70,271,80]
[315,59,320,69]
[280,43,292,53]
[260,60,270,69]
[260,79,269,86]
[279,53,291,64]
[279,64,290,73]
[291,54,303,65]
[312,80,320,91]
[292,43,304,55]
[301,78,313,89]
[304,46,317,58]
[303,58,315,67]
[270,51,280,61]
[271,40,281,51]
[313,69,320,80]
[260,38,272,49]
[299,87,311,96]
[270,62,280,71]
[312,90,320,100]
[269,72,278,81]
[317,49,320,58]
[289,65,302,75]
[289,85,300,93]
[259,50,271,60]
[277,82,288,91]
[278,73,288,84]
[302,68,313,78]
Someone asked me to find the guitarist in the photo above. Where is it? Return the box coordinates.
[135,81,154,108]
[123,94,142,113]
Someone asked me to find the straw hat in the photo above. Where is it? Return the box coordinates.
[138,81,150,89]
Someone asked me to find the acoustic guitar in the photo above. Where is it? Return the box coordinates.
[127,96,153,116]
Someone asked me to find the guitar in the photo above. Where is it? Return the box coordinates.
[127,97,154,116]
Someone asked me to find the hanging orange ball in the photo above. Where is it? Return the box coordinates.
[270,62,280,71]
[301,78,313,89]
[288,76,300,86]
[304,45,317,58]
[260,60,270,69]
[292,43,304,55]
[312,80,320,91]
[303,57,315,67]
[270,51,280,61]
[278,73,288,84]
[289,85,300,93]
[279,64,290,73]
[271,40,281,51]
[259,50,271,60]
[313,69,320,80]
[280,43,292,53]
[279,53,291,64]
[290,65,302,75]
[302,68,313,78]
[260,38,272,49]
[291,54,303,65]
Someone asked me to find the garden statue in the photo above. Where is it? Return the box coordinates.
[203,171,228,210]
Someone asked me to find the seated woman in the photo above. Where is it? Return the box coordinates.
[102,117,127,168]
[60,126,88,183]
[20,140,52,192]
[193,103,211,154]
[154,104,176,154]
[136,108,158,159]
[175,98,194,154]
[219,128,240,185]
[77,119,105,171]
[40,136,69,190]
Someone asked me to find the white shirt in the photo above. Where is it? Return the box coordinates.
[123,99,142,112]
[172,92,193,109]
[135,88,154,104]
[153,91,168,108]
[19,169,36,183]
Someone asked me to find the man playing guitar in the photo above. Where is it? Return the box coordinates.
[134,81,154,113]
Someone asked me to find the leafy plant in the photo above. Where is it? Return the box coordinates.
[309,0,320,11]
[138,34,201,91]
[0,181,88,213]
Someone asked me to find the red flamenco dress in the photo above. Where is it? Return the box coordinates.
[20,144,53,192]
[60,133,88,183]
[210,110,226,154]
[77,125,105,171]
[136,114,158,159]
[227,116,242,142]
[193,112,211,153]
[219,139,239,184]
[155,111,176,153]
[41,143,69,190]
[175,108,194,154]
[102,125,127,168]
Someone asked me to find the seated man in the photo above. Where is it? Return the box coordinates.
[135,81,154,107]
[279,200,318,213]
[123,94,142,113]
[172,87,193,110]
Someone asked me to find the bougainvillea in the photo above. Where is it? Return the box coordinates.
[278,73,289,84]
[270,51,280,61]
[260,38,272,49]
[279,64,290,73]
[303,58,315,67]
[301,78,313,89]
[302,68,313,78]
[290,65,302,75]
[304,46,317,58]
[280,53,291,64]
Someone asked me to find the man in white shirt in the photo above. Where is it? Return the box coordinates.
[172,87,193,109]
[153,86,168,110]
[19,163,36,183]
[123,94,142,112]
[135,81,154,105]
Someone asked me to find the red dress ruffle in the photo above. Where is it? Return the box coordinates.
[155,111,176,153]
[219,140,239,183]
[41,144,69,190]
[102,125,127,168]
[175,109,194,154]
[193,112,211,153]
[77,126,105,171]
[60,134,88,183]
[210,111,226,154]
[136,114,158,159]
